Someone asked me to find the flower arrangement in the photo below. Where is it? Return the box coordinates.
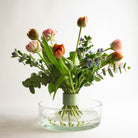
[11,16,130,129]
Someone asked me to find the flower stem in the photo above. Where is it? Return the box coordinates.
[60,58,75,94]
[73,27,82,64]
[38,39,44,49]
[50,39,54,47]
[76,27,82,51]
[104,48,111,51]
[36,51,52,72]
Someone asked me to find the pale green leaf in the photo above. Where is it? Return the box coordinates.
[119,66,122,74]
[108,68,114,77]
[94,76,101,81]
[102,68,106,76]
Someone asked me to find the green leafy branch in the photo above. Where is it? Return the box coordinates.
[11,49,47,73]
[94,62,131,82]
[22,71,71,97]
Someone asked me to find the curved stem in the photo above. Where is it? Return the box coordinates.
[60,58,75,94]
[50,39,54,47]
[73,27,82,64]
[36,51,52,72]
[104,48,111,51]
[38,39,44,49]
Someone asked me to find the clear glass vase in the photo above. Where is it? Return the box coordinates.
[38,96,102,131]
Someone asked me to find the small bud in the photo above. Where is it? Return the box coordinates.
[12,51,18,57]
[52,44,65,58]
[110,39,122,53]
[27,29,39,40]
[109,52,123,62]
[80,37,85,42]
[22,54,27,59]
[34,61,39,66]
[97,48,104,53]
[26,41,41,53]
[77,16,88,27]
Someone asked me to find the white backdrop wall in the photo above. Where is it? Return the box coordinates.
[0,0,138,138]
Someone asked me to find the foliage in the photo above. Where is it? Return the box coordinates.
[11,20,130,99]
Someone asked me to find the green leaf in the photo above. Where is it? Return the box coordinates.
[29,86,35,94]
[42,49,51,64]
[94,76,101,81]
[56,58,69,75]
[108,68,114,77]
[97,74,103,79]
[56,75,69,89]
[119,66,122,74]
[102,68,106,76]
[48,83,56,94]
[113,64,116,72]
[22,79,31,87]
[42,34,60,70]
[123,62,126,68]
[52,75,69,100]
[127,66,131,70]
[84,83,91,86]
[18,50,23,56]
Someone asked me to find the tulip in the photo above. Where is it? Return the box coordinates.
[43,28,57,41]
[77,16,88,27]
[26,41,41,53]
[110,39,122,53]
[27,29,39,40]
[109,51,123,62]
[52,44,65,58]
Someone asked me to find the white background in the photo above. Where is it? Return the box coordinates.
[0,0,138,138]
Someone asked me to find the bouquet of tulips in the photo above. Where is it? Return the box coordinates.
[11,16,130,126]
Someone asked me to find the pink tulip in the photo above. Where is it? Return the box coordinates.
[43,28,57,41]
[110,39,122,53]
[26,41,41,53]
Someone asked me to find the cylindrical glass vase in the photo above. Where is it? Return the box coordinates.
[38,95,102,131]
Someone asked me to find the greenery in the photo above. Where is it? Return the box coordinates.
[11,36,130,98]
[12,34,130,97]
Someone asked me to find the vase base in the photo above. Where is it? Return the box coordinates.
[40,122,100,131]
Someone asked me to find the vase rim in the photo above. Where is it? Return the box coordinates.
[38,99,102,110]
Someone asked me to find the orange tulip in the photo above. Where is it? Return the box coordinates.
[109,52,123,62]
[52,44,65,58]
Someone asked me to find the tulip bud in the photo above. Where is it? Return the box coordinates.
[109,52,123,62]
[110,39,122,53]
[26,41,41,53]
[43,28,57,41]
[52,44,65,58]
[27,29,39,40]
[77,16,88,27]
